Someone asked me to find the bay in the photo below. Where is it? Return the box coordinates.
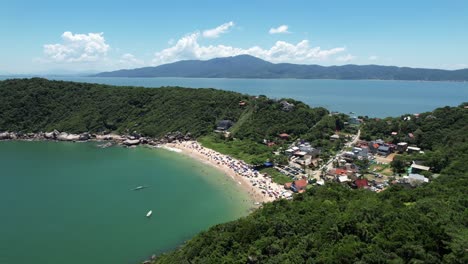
[0,141,251,264]
[1,76,466,117]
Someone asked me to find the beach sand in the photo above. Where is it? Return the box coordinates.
[160,141,291,204]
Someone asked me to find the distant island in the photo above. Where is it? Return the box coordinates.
[93,55,468,81]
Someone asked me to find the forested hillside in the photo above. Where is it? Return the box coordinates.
[150,105,468,264]
[0,78,333,141]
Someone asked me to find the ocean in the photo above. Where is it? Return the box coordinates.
[1,76,466,117]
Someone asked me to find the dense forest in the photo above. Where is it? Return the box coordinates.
[151,105,467,264]
[0,78,336,142]
[94,54,468,81]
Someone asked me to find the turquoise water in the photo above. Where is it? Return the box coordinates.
[0,141,251,264]
[1,76,466,117]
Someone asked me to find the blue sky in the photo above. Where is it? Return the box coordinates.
[1,0,467,74]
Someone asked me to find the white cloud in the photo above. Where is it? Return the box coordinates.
[43,31,110,62]
[336,54,356,62]
[368,55,378,61]
[202,21,235,38]
[269,25,290,34]
[152,32,346,65]
[118,53,144,68]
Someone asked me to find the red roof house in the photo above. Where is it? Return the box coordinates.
[355,178,369,189]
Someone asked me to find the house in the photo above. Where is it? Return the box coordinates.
[279,133,290,140]
[291,179,308,192]
[330,134,340,141]
[375,139,385,145]
[407,173,429,186]
[354,178,369,189]
[410,163,430,173]
[284,182,293,190]
[349,116,360,125]
[239,101,247,106]
[279,100,295,111]
[397,142,408,153]
[391,132,398,136]
[216,120,234,131]
[296,155,312,166]
[377,145,391,156]
[407,146,421,153]
[338,175,350,183]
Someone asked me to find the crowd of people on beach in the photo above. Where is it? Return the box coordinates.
[172,141,292,201]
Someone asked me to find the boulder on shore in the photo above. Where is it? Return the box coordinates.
[0,132,12,140]
[57,132,80,141]
[123,139,140,146]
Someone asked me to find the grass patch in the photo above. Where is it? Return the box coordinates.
[198,134,271,164]
[258,167,292,185]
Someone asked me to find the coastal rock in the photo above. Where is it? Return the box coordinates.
[44,130,59,140]
[123,139,140,146]
[79,133,91,141]
[0,132,12,140]
[57,132,80,141]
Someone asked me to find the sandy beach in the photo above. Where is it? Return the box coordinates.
[160,141,292,204]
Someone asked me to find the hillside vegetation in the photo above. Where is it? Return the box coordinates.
[0,78,341,146]
[151,105,467,264]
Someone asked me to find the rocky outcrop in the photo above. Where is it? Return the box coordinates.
[57,132,81,141]
[123,139,140,146]
[0,132,12,140]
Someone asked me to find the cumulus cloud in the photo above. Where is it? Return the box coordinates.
[202,21,235,38]
[118,53,144,68]
[336,54,356,62]
[152,32,346,65]
[43,31,110,62]
[368,55,378,61]
[269,25,290,34]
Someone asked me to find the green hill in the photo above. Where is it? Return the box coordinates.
[151,105,467,264]
[0,78,332,140]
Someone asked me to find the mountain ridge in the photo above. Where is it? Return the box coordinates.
[93,55,468,81]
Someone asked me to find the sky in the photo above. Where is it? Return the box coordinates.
[1,0,467,74]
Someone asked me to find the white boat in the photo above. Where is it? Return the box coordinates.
[132,185,148,191]
[146,210,153,218]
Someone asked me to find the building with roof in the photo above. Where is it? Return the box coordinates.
[291,179,308,192]
[377,145,391,156]
[354,178,369,189]
[410,163,430,173]
[216,120,234,131]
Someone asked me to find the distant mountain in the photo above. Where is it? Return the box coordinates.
[94,55,468,81]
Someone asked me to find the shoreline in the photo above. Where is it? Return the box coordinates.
[159,141,291,204]
[0,131,291,205]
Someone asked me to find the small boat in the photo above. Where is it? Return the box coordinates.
[132,186,148,191]
[146,210,153,218]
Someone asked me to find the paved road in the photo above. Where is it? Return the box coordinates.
[310,129,361,180]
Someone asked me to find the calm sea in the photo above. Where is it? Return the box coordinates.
[0,141,251,264]
[1,76,467,117]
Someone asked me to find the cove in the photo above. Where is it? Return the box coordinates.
[0,141,251,264]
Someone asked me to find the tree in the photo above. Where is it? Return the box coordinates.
[391,157,406,174]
